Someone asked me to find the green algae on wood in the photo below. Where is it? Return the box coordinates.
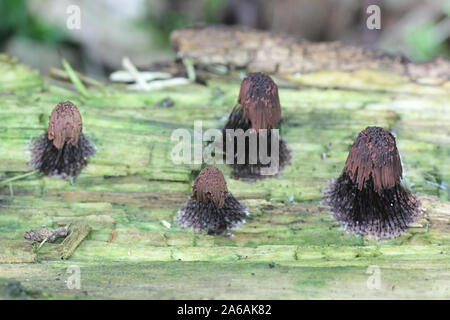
[0,54,449,299]
[0,240,36,264]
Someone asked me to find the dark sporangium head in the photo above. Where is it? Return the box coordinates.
[29,100,96,178]
[344,126,402,193]
[238,72,281,131]
[192,166,229,208]
[48,101,83,150]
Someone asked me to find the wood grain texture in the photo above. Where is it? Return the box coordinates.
[0,50,448,299]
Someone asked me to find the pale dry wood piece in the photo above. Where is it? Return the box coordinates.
[24,227,69,243]
[193,167,228,209]
[48,101,83,150]
[171,25,450,80]
[344,126,402,194]
[238,72,281,131]
[57,223,91,260]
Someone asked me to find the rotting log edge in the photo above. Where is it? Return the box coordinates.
[171,25,450,80]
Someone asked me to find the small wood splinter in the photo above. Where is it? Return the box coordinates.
[223,72,291,179]
[29,101,96,178]
[24,227,69,243]
[177,167,248,234]
[325,126,423,239]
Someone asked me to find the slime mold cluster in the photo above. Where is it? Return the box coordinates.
[325,126,423,239]
[223,72,291,179]
[30,101,96,178]
[177,167,248,234]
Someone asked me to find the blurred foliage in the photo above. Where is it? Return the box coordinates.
[153,10,192,37]
[0,0,67,45]
[146,0,224,47]
[404,24,447,61]
[396,3,450,62]
[0,0,447,64]
[204,0,225,24]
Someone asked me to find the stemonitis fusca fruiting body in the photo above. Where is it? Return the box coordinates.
[325,126,423,239]
[29,101,96,178]
[238,71,281,132]
[177,166,248,234]
[222,72,291,180]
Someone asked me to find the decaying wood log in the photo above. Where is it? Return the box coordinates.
[171,25,450,81]
[0,34,448,299]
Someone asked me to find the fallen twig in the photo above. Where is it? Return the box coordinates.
[57,223,91,260]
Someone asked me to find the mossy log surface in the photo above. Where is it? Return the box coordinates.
[0,53,449,299]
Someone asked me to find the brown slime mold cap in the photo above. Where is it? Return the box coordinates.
[48,101,83,150]
[238,72,281,131]
[344,126,402,194]
[193,167,229,208]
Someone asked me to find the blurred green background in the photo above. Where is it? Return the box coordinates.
[0,0,449,79]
